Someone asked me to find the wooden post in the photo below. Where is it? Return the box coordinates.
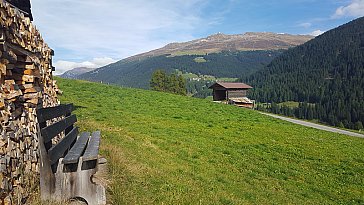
[37,122,56,201]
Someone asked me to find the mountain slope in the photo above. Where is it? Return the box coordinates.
[60,67,97,79]
[127,32,313,61]
[57,77,364,204]
[79,32,312,89]
[80,50,283,88]
[247,17,364,129]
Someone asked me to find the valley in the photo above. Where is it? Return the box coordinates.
[59,18,364,131]
[2,1,363,204]
[63,32,312,90]
[67,18,364,132]
[79,50,284,90]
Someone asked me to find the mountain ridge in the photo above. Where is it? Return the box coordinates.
[126,32,313,61]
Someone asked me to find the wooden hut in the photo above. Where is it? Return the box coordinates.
[209,82,252,101]
[209,82,254,108]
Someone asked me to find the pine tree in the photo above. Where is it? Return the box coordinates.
[177,75,187,96]
[166,74,178,94]
[307,106,314,120]
[355,121,363,130]
[150,69,167,91]
[338,121,344,128]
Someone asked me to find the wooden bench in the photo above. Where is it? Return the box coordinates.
[36,104,106,205]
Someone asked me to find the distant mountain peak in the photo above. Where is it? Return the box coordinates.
[208,32,227,37]
[127,32,313,61]
[60,67,97,79]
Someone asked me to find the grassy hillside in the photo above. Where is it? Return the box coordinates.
[57,78,364,204]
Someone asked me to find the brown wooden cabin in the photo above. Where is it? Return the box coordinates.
[209,82,254,108]
[209,82,252,101]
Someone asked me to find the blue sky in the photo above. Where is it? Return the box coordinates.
[30,0,364,74]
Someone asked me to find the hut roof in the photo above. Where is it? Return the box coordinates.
[209,82,253,89]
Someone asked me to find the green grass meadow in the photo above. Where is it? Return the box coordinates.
[57,78,364,204]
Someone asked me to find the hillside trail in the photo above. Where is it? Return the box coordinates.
[260,112,364,138]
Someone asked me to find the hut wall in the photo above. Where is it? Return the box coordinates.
[0,1,59,204]
[213,90,226,101]
[227,90,247,98]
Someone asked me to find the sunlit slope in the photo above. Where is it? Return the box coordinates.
[57,77,364,204]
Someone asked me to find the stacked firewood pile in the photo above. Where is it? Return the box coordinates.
[0,0,60,204]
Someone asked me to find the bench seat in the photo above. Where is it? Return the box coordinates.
[37,104,106,205]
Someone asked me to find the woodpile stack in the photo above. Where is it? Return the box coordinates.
[0,0,60,204]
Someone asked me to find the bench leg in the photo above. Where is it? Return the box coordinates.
[39,136,56,201]
[53,158,106,205]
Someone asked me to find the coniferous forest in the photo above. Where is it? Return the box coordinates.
[246,17,364,130]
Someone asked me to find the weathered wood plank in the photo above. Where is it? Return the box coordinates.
[83,131,101,161]
[37,104,74,123]
[41,115,77,144]
[63,132,90,164]
[48,127,78,165]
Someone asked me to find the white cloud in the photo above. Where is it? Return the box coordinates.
[31,0,214,64]
[54,57,117,75]
[332,0,364,18]
[309,30,325,36]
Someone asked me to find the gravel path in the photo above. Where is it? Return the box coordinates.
[260,112,364,138]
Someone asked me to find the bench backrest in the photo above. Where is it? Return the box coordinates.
[37,104,105,204]
[37,104,78,167]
